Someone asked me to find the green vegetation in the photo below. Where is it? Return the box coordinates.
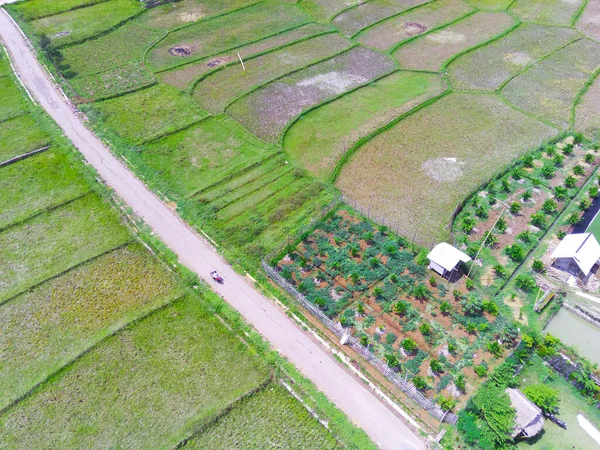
[509,0,586,26]
[9,0,106,21]
[0,114,50,163]
[0,76,28,121]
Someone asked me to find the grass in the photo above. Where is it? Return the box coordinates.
[0,114,51,163]
[87,84,208,144]
[29,0,144,47]
[576,73,600,140]
[392,11,516,71]
[356,0,474,52]
[502,38,600,129]
[335,93,556,243]
[300,0,364,22]
[0,194,131,304]
[0,296,270,449]
[146,3,310,71]
[227,46,396,142]
[465,0,513,9]
[0,148,90,229]
[509,0,586,26]
[0,76,28,122]
[447,23,579,91]
[9,0,106,21]
[0,50,11,77]
[182,384,341,449]
[0,243,181,411]
[192,33,352,113]
[283,71,445,180]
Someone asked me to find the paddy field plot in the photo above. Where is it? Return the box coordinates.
[0,244,181,411]
[0,149,90,229]
[159,23,333,90]
[193,33,352,113]
[0,76,28,122]
[356,0,474,52]
[0,296,269,449]
[447,23,579,91]
[0,50,11,77]
[465,0,513,9]
[509,0,586,26]
[392,11,515,71]
[227,46,396,142]
[301,0,366,22]
[146,3,310,71]
[577,0,600,41]
[0,114,50,163]
[8,0,105,21]
[502,38,600,129]
[28,0,144,47]
[335,93,556,243]
[89,84,208,144]
[0,194,131,304]
[283,71,445,180]
[183,384,340,450]
[575,72,600,140]
[332,0,430,37]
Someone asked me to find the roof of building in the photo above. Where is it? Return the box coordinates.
[427,242,471,272]
[551,233,600,276]
[506,388,545,439]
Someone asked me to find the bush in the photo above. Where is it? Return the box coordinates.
[466,278,475,291]
[515,274,536,292]
[506,243,524,262]
[580,197,592,211]
[541,164,555,179]
[412,376,429,391]
[455,374,466,393]
[493,264,507,278]
[360,334,368,346]
[567,211,581,225]
[420,323,432,335]
[385,352,399,368]
[517,230,534,244]
[509,202,521,214]
[522,155,534,168]
[439,301,451,314]
[554,185,568,200]
[475,206,488,219]
[511,167,523,180]
[483,231,498,248]
[563,144,574,155]
[589,186,599,198]
[542,199,558,215]
[431,359,444,373]
[474,364,488,377]
[462,294,483,316]
[487,341,503,358]
[436,394,457,411]
[501,178,510,193]
[495,218,507,234]
[557,230,566,239]
[530,211,546,228]
[461,216,476,234]
[402,338,417,353]
[412,284,430,300]
[585,153,595,164]
[573,165,585,176]
[523,384,560,414]
[565,175,577,188]
[385,332,397,345]
[553,154,564,167]
[482,300,499,316]
[393,300,409,315]
[522,190,532,202]
[532,259,545,273]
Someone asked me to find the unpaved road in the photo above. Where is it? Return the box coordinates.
[0,9,425,450]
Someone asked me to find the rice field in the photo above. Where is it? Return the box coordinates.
[335,93,555,243]
[0,76,28,122]
[28,0,144,47]
[509,0,586,26]
[0,49,11,76]
[577,0,600,41]
[332,0,430,37]
[227,46,396,142]
[0,243,181,410]
[447,23,579,91]
[8,0,104,21]
[393,11,515,71]
[193,33,352,113]
[283,71,445,180]
[0,194,131,304]
[301,0,366,22]
[0,296,270,449]
[0,114,50,163]
[0,149,90,229]
[182,384,341,449]
[575,72,600,140]
[89,84,208,144]
[146,3,310,71]
[502,38,600,129]
[356,0,474,52]
[465,0,513,9]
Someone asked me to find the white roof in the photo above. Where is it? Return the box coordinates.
[551,233,600,276]
[427,242,471,272]
[506,388,544,438]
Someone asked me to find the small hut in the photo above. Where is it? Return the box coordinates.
[506,388,545,439]
[427,242,471,280]
[550,233,600,277]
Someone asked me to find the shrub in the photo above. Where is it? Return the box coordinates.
[482,300,499,316]
[461,216,476,234]
[431,359,444,373]
[554,185,568,200]
[360,334,369,346]
[412,284,430,300]
[580,197,592,211]
[466,322,477,333]
[466,278,475,291]
[439,301,451,314]
[567,211,581,225]
[420,323,432,335]
[541,164,555,179]
[487,341,503,358]
[462,294,483,316]
[475,206,488,219]
[373,286,383,298]
[412,376,429,391]
[585,153,595,164]
[394,300,409,315]
[511,167,523,180]
[501,178,510,193]
[474,364,488,377]
[455,374,466,393]
[402,338,417,353]
[545,145,556,157]
[553,154,564,167]
[515,274,536,292]
[563,143,574,155]
[493,264,507,278]
[530,211,546,228]
[356,301,365,315]
[541,199,557,215]
[517,230,534,244]
[523,384,560,414]
[532,259,545,273]
[573,165,585,176]
[522,155,534,168]
[436,395,457,411]
[589,186,599,198]
[506,243,524,262]
[429,276,437,287]
[565,175,577,188]
[495,218,507,234]
[483,231,498,248]
[522,190,532,202]
[385,352,399,368]
[385,332,397,345]
[509,202,521,214]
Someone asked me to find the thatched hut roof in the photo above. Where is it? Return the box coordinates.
[506,388,545,439]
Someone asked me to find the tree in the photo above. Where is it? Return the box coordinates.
[532,259,545,273]
[567,211,581,225]
[554,185,568,200]
[476,206,488,219]
[487,341,503,358]
[515,274,536,292]
[431,359,445,373]
[517,230,534,244]
[585,153,595,164]
[523,384,560,414]
[563,144,574,156]
[530,211,546,228]
[495,218,508,233]
[522,155,534,168]
[394,300,409,315]
[474,364,488,378]
[455,374,466,393]
[420,323,432,335]
[402,338,417,353]
[483,231,498,248]
[436,394,457,411]
[412,284,430,300]
[501,178,511,193]
[565,175,577,188]
[462,216,476,234]
[522,190,532,202]
[573,165,585,176]
[553,154,565,167]
[440,301,451,314]
[510,201,521,214]
[462,294,484,316]
[471,384,516,447]
[483,300,499,316]
[493,264,507,278]
[356,301,365,315]
[412,376,429,391]
[542,199,558,215]
[541,164,555,179]
[506,243,524,262]
[385,352,399,368]
[589,186,599,198]
[360,334,369,347]
[580,197,592,211]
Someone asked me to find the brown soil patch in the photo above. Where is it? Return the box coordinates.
[504,295,528,325]
[169,45,194,57]
[403,21,428,36]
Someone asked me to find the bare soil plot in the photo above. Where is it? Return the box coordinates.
[0,244,181,411]
[28,0,144,47]
[356,0,474,52]
[393,11,515,71]
[227,46,396,142]
[502,38,600,129]
[193,34,352,113]
[335,93,556,243]
[577,0,600,41]
[284,71,445,180]
[0,114,50,163]
[8,0,105,21]
[447,23,579,91]
[576,72,600,140]
[159,23,333,90]
[509,0,586,26]
[301,0,366,22]
[146,3,310,71]
[332,0,430,37]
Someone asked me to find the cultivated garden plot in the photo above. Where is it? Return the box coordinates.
[283,71,445,180]
[335,93,555,244]
[577,0,600,41]
[575,73,600,140]
[146,3,310,71]
[183,384,341,449]
[193,33,352,113]
[28,0,144,47]
[356,0,474,52]
[0,76,28,122]
[0,297,270,449]
[275,208,517,404]
[0,114,50,163]
[227,46,396,142]
[332,0,430,37]
[0,244,181,411]
[447,23,579,91]
[509,0,586,26]
[88,84,208,144]
[392,11,515,71]
[8,0,105,21]
[301,0,366,22]
[0,194,131,304]
[159,23,333,90]
[502,38,600,129]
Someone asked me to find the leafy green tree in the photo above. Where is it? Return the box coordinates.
[431,359,444,373]
[402,338,417,353]
[474,365,488,378]
[553,154,565,167]
[522,155,534,168]
[567,211,581,225]
[412,284,430,300]
[412,376,429,391]
[501,178,511,193]
[523,384,560,414]
[541,164,555,179]
[542,199,558,215]
[589,186,599,198]
[356,301,365,315]
[554,185,568,200]
[482,300,499,316]
[360,334,369,347]
[385,352,399,368]
[476,206,488,219]
[580,197,592,211]
[462,295,484,316]
[506,243,524,262]
[517,230,534,244]
[522,190,532,202]
[420,323,432,335]
[487,341,503,358]
[510,202,521,214]
[532,259,545,273]
[545,145,556,157]
[563,144,574,156]
[483,231,498,248]
[455,374,466,393]
[515,274,536,292]
[573,165,585,176]
[565,175,577,188]
[462,216,476,234]
[530,211,546,228]
[471,384,516,447]
[493,264,507,278]
[436,395,457,411]
[512,167,523,180]
[585,153,595,164]
[495,218,507,234]
[394,300,409,315]
[439,301,451,314]
[466,322,477,334]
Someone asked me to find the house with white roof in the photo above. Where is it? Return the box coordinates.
[506,388,545,440]
[427,242,471,279]
[550,233,600,277]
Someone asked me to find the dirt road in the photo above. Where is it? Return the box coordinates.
[0,9,426,450]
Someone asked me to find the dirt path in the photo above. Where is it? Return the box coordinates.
[0,8,426,450]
